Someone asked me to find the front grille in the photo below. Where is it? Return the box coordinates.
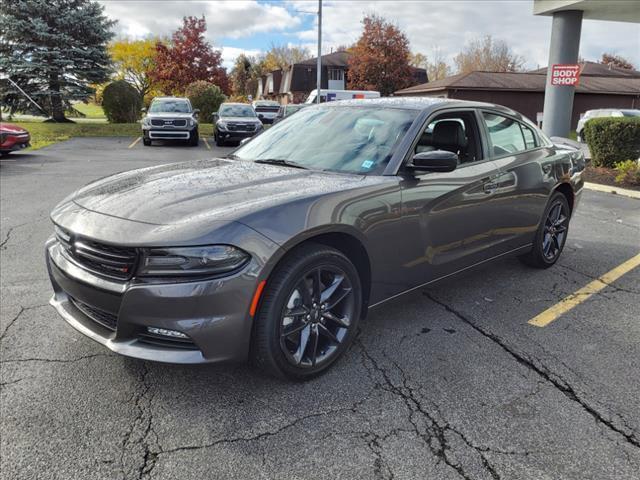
[255,107,279,113]
[150,118,187,127]
[137,332,199,350]
[227,123,256,132]
[55,226,138,280]
[70,297,118,331]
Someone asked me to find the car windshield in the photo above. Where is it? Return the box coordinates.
[219,104,256,117]
[149,100,191,113]
[234,106,417,174]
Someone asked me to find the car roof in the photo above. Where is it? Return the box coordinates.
[315,97,523,117]
[221,102,252,106]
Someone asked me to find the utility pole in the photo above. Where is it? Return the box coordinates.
[316,0,322,104]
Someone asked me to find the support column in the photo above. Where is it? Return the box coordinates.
[542,10,583,137]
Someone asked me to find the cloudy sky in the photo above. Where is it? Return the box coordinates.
[99,0,640,70]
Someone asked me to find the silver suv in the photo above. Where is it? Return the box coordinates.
[142,97,199,146]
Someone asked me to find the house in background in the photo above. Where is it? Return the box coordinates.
[258,51,428,104]
[395,62,640,130]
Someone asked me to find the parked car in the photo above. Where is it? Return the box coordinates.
[273,104,309,124]
[46,98,584,380]
[213,103,264,146]
[252,100,280,124]
[305,89,381,104]
[141,97,199,146]
[0,123,30,155]
[576,108,640,142]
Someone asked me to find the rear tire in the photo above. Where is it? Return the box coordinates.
[251,243,362,381]
[519,192,570,269]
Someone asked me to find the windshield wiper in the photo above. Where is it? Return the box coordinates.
[254,159,308,170]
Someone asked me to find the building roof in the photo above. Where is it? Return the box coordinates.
[297,51,350,67]
[395,69,640,96]
[531,61,640,78]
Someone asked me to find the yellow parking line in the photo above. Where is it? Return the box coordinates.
[203,137,211,150]
[128,137,141,149]
[529,253,640,327]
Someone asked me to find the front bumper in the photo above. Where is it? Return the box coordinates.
[142,127,195,140]
[46,237,262,364]
[216,129,258,141]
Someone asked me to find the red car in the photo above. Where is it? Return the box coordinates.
[0,123,31,155]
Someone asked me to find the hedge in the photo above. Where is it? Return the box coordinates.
[583,117,640,168]
[102,80,142,123]
[185,81,226,123]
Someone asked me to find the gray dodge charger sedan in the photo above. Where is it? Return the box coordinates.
[46,98,585,380]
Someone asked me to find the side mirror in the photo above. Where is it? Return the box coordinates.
[141,107,146,113]
[408,150,458,173]
[212,112,219,123]
[193,108,200,115]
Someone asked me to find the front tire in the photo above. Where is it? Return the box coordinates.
[143,138,151,146]
[189,128,199,146]
[215,132,224,147]
[519,192,570,269]
[251,243,362,380]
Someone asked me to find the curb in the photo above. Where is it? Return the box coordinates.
[584,182,640,200]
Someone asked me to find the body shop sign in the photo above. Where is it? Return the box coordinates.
[550,64,581,86]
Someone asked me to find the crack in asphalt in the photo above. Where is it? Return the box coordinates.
[0,216,47,251]
[0,304,48,342]
[358,340,508,480]
[0,353,115,364]
[423,292,640,451]
[556,263,640,295]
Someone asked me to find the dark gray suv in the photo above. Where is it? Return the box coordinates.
[141,97,199,146]
[46,98,585,380]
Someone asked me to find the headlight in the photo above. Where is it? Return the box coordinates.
[255,123,263,130]
[137,245,249,277]
[142,117,151,126]
[188,118,195,126]
[217,121,227,130]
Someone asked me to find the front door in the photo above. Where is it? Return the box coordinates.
[398,109,508,287]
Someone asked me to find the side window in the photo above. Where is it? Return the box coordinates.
[520,123,538,149]
[482,112,526,156]
[415,111,482,164]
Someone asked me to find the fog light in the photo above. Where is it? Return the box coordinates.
[147,327,189,339]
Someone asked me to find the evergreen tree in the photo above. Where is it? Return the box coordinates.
[0,0,115,121]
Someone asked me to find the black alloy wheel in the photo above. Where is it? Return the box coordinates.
[279,266,354,368]
[251,244,361,380]
[520,192,570,268]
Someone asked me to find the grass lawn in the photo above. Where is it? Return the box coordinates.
[14,121,215,150]
[71,102,107,119]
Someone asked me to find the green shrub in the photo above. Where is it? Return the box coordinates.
[185,81,226,123]
[583,117,640,168]
[614,160,640,186]
[101,80,142,123]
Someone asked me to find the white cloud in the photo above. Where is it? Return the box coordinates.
[291,0,640,69]
[220,46,263,69]
[101,0,302,42]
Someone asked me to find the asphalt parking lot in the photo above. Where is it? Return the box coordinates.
[1,137,639,480]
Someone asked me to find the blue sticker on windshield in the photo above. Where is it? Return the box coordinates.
[361,160,374,169]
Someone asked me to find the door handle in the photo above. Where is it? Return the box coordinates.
[484,182,498,193]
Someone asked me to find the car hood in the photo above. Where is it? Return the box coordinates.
[69,159,365,226]
[145,112,194,118]
[219,116,261,123]
[0,123,27,134]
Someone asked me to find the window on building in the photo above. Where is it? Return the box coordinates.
[328,68,344,81]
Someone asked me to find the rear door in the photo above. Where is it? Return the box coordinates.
[478,110,552,252]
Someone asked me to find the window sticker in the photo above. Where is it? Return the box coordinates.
[361,160,374,169]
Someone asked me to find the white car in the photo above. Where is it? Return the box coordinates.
[576,108,640,142]
[305,89,381,104]
[252,100,280,124]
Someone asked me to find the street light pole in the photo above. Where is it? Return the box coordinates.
[316,0,322,104]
